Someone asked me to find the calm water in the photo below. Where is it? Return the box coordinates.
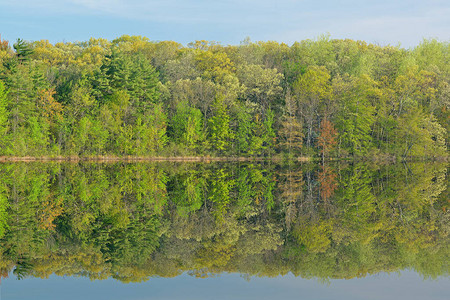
[2,271,449,300]
[0,162,448,299]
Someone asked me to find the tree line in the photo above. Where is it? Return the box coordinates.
[0,35,448,158]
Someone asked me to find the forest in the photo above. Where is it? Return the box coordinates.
[0,162,448,282]
[0,35,448,159]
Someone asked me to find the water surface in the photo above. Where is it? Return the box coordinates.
[0,162,448,299]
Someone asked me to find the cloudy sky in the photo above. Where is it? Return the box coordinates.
[0,0,449,47]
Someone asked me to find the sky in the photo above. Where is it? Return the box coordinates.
[0,0,449,48]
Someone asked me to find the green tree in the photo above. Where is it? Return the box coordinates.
[334,75,376,156]
[234,106,253,155]
[170,101,204,152]
[94,50,160,113]
[13,39,34,63]
[209,95,233,154]
[395,108,447,158]
[237,64,283,113]
[196,50,235,83]
[0,81,9,152]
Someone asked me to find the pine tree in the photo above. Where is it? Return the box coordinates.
[13,39,33,63]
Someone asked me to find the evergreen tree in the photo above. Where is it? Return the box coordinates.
[13,39,33,63]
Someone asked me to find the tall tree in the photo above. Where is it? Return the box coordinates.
[0,81,9,153]
[209,95,233,154]
[317,117,338,162]
[334,74,376,156]
[278,90,304,156]
[170,101,204,152]
[293,66,332,149]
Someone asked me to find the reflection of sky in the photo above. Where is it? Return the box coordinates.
[2,271,449,300]
[0,0,449,48]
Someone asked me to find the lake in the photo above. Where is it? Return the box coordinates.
[0,162,448,299]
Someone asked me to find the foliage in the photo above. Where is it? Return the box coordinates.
[0,162,447,282]
[317,117,338,160]
[0,36,447,158]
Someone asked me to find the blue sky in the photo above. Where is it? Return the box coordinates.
[0,0,449,47]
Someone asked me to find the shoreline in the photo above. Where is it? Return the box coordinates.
[0,155,447,163]
[0,155,309,163]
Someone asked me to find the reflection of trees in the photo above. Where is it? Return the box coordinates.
[278,166,303,230]
[285,162,449,279]
[318,165,337,212]
[0,162,447,282]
